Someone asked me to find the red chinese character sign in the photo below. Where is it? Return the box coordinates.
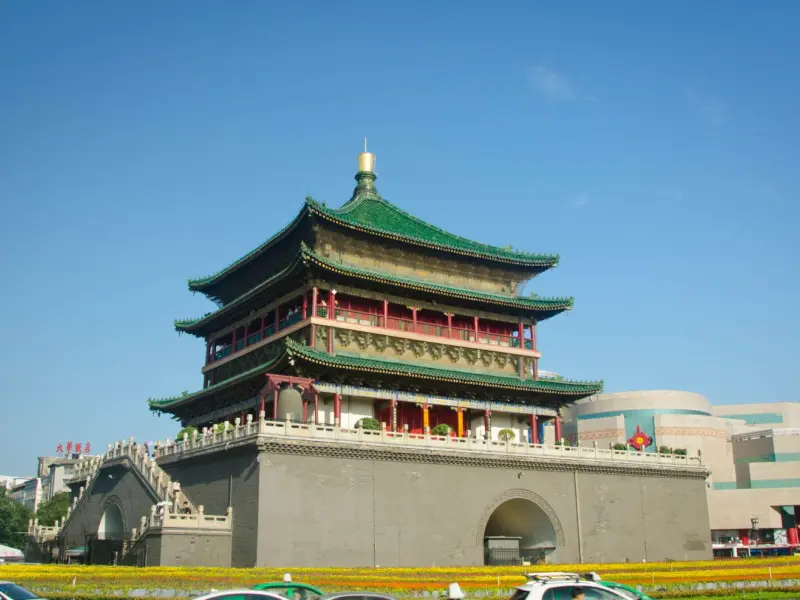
[56,441,92,457]
[627,425,653,451]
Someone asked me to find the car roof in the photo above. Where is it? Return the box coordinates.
[319,595,396,600]
[195,591,289,599]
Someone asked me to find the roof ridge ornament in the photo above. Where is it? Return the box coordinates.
[353,140,378,199]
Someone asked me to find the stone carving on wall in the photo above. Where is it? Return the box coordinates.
[316,326,328,346]
[494,353,509,368]
[445,346,462,363]
[389,337,410,355]
[429,343,444,360]
[480,351,493,367]
[335,329,353,348]
[372,335,388,352]
[463,348,479,365]
[354,331,370,350]
[410,341,427,358]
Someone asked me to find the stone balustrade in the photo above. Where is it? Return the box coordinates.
[27,518,62,542]
[130,505,233,542]
[153,412,704,469]
[59,437,198,540]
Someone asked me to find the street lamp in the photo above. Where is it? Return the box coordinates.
[751,517,760,547]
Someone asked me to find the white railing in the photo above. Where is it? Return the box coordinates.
[130,505,232,542]
[154,413,704,469]
[59,437,198,539]
[27,518,61,542]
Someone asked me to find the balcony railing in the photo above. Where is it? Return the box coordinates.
[154,415,705,470]
[209,304,535,365]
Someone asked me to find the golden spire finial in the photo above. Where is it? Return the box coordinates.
[358,138,375,173]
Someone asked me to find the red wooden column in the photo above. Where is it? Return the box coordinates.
[474,316,479,342]
[411,307,418,333]
[382,299,389,328]
[484,409,491,440]
[333,393,341,426]
[259,389,266,415]
[313,390,319,425]
[554,416,563,443]
[302,292,308,320]
[328,289,336,319]
[446,313,453,338]
[517,321,524,347]
[272,387,279,420]
[310,288,318,347]
[530,414,539,444]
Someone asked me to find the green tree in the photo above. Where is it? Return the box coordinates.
[35,491,70,527]
[0,488,33,549]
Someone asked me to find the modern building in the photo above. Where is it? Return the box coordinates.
[1,476,30,492]
[563,393,800,557]
[42,150,712,568]
[10,477,43,513]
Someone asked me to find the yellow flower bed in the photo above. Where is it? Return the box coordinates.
[2,558,800,594]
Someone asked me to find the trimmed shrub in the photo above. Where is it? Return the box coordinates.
[613,443,628,451]
[431,424,452,436]
[497,428,516,442]
[176,426,198,440]
[356,417,380,431]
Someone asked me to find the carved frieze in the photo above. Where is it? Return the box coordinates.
[445,346,462,363]
[410,340,427,358]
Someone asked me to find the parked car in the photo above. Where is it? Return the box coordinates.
[0,583,45,600]
[512,572,630,600]
[578,571,651,600]
[319,594,397,600]
[192,590,288,600]
[251,581,323,600]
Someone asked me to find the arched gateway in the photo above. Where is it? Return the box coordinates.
[478,489,564,565]
[98,501,125,540]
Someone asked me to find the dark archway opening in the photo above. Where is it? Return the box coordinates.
[483,497,557,565]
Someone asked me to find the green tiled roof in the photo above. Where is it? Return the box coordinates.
[307,194,559,267]
[176,243,573,336]
[284,338,603,396]
[149,337,602,413]
[188,210,307,289]
[148,353,284,411]
[304,243,573,313]
[188,187,559,291]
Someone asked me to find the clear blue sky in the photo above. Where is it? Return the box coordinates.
[1,1,798,475]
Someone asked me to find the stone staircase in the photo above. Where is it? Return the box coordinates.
[58,437,199,542]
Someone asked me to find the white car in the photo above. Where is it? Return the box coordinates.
[0,583,44,600]
[192,591,289,600]
[508,573,630,600]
